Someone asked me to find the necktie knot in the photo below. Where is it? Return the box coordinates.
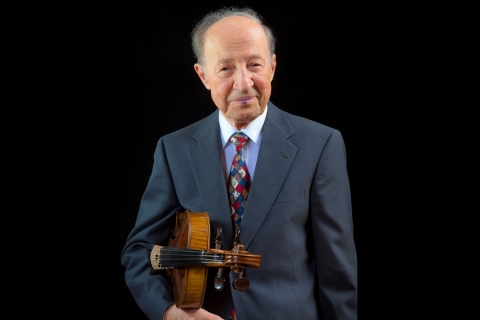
[230,132,249,152]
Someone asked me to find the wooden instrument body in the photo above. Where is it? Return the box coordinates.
[167,210,210,309]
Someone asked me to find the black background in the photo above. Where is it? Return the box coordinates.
[116,1,390,318]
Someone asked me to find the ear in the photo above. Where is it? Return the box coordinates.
[194,64,211,90]
[270,54,277,82]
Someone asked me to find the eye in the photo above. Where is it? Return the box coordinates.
[217,66,233,78]
[218,66,233,75]
[249,62,262,70]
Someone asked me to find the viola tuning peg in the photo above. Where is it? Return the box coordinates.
[214,274,225,291]
[233,227,241,247]
[233,277,249,291]
[214,267,225,291]
[232,269,249,291]
[215,228,223,246]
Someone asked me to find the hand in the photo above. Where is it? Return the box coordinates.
[164,305,223,320]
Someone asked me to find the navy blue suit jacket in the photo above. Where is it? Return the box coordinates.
[121,101,357,319]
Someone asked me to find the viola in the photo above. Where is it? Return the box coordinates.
[150,210,261,308]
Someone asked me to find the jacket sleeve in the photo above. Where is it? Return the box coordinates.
[311,129,358,319]
[120,137,181,320]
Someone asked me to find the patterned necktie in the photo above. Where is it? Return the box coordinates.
[228,132,250,320]
[228,132,251,229]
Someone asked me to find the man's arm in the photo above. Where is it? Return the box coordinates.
[310,129,358,319]
[121,138,183,320]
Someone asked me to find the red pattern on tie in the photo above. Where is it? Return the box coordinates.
[228,132,250,228]
[230,307,237,320]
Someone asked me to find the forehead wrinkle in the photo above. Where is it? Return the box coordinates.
[206,36,267,63]
[219,54,264,67]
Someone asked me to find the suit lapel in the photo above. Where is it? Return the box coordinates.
[187,111,237,246]
[239,103,297,248]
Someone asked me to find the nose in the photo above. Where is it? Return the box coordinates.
[232,69,254,92]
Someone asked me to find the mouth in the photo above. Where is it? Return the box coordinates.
[232,96,255,105]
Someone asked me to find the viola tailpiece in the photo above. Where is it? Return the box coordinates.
[149,210,261,309]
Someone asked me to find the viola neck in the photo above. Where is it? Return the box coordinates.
[156,247,224,268]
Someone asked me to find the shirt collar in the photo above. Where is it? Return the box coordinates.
[219,105,267,147]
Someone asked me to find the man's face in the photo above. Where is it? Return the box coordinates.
[194,16,276,130]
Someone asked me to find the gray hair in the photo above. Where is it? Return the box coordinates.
[191,7,276,65]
